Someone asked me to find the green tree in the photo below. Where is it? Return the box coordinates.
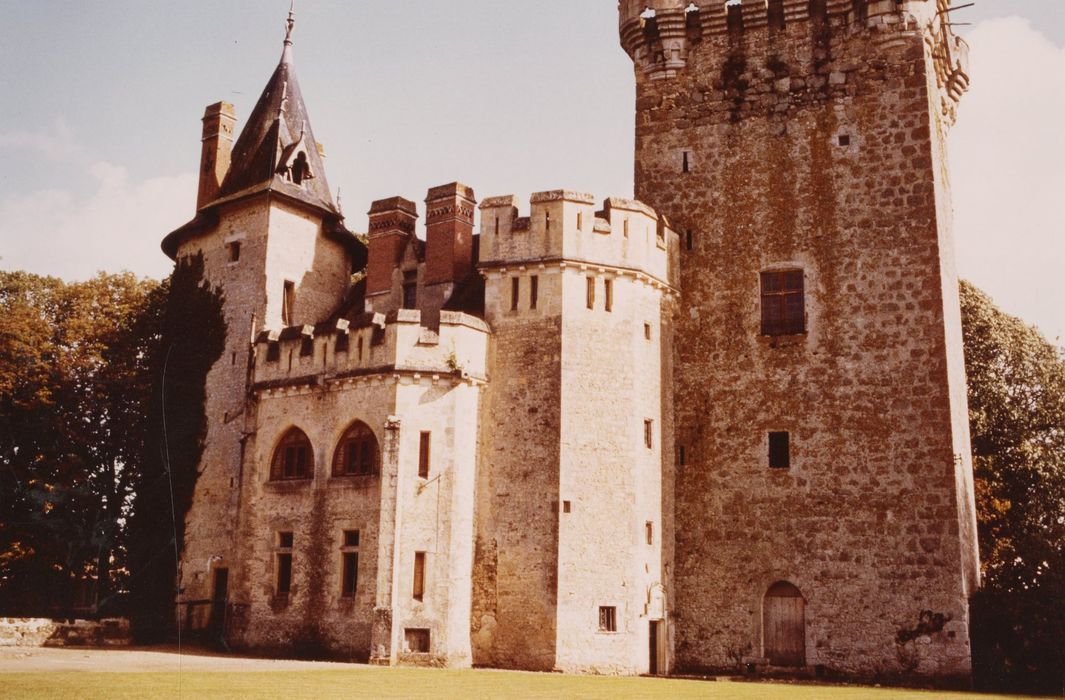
[126,254,224,641]
[961,280,1065,695]
[0,271,161,614]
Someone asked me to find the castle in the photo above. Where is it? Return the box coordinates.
[165,0,978,682]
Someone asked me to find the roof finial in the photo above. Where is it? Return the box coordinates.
[283,0,295,48]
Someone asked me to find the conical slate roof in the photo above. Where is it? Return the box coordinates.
[213,33,336,214]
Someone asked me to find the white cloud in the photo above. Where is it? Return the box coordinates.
[950,17,1065,345]
[0,117,86,164]
[0,159,193,281]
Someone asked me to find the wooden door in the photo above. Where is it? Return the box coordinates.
[764,581,805,666]
[649,621,659,675]
[207,568,228,646]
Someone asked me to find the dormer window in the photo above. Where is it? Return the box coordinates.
[291,151,311,185]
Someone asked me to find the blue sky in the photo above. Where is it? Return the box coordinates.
[1,1,1063,343]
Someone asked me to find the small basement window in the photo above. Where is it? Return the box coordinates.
[405,628,430,653]
[769,431,791,469]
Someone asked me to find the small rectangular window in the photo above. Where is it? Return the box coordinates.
[577,211,583,230]
[623,218,630,238]
[769,431,790,469]
[343,529,360,547]
[413,551,426,601]
[563,500,572,513]
[228,241,241,262]
[530,275,539,310]
[760,270,805,336]
[282,280,296,326]
[405,628,430,653]
[418,432,430,479]
[685,229,693,251]
[511,277,520,311]
[279,531,294,548]
[586,277,595,310]
[545,211,551,231]
[341,552,359,597]
[599,606,617,632]
[644,420,654,449]
[682,151,690,173]
[403,284,417,310]
[644,323,652,340]
[604,279,613,313]
[645,521,654,545]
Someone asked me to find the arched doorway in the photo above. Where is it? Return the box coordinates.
[763,581,805,666]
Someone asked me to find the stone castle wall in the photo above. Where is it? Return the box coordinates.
[626,0,977,682]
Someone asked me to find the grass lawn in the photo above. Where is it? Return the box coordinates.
[0,668,1032,700]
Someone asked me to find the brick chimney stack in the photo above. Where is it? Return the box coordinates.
[424,183,477,286]
[366,197,418,296]
[197,102,237,210]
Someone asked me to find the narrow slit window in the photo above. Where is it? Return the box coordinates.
[511,277,520,311]
[646,521,654,545]
[644,420,654,449]
[495,217,499,236]
[644,323,652,340]
[276,531,294,596]
[577,211,583,230]
[413,551,426,601]
[682,151,690,173]
[586,277,595,310]
[545,211,551,231]
[623,218,630,238]
[282,280,296,326]
[769,431,791,469]
[530,275,539,310]
[604,279,613,313]
[418,431,430,479]
[685,229,693,251]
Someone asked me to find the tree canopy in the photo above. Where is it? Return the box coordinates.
[961,280,1065,694]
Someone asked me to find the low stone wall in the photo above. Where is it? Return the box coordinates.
[0,618,131,647]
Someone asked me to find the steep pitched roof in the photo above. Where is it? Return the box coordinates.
[212,26,336,214]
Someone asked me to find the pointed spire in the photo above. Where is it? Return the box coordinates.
[210,0,337,215]
[281,1,295,63]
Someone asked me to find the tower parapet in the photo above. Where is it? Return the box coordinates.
[620,0,968,122]
[479,190,677,289]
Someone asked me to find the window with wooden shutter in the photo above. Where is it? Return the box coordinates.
[332,422,378,477]
[270,428,313,480]
[760,269,805,336]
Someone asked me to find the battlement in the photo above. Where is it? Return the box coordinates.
[478,191,677,287]
[251,309,489,391]
[621,0,967,121]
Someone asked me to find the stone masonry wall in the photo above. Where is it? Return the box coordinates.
[626,0,977,683]
[0,618,130,647]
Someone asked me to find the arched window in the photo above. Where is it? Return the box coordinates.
[270,428,313,481]
[763,581,806,666]
[332,421,379,477]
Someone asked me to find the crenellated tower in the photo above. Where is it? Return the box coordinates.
[622,0,978,683]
